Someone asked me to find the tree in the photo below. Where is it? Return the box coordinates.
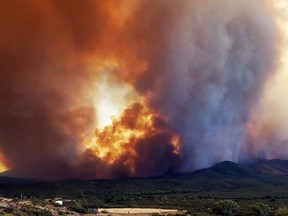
[249,202,271,216]
[212,199,239,216]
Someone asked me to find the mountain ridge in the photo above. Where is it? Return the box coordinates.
[0,159,288,200]
[1,159,288,185]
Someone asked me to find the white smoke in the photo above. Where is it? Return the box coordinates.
[148,0,277,171]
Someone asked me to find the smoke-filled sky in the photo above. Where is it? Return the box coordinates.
[0,0,287,180]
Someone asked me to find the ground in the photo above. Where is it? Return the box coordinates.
[0,198,186,216]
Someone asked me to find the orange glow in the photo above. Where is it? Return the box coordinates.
[171,135,180,155]
[93,103,153,160]
[0,153,8,173]
[91,68,137,129]
[0,164,7,173]
[83,102,180,174]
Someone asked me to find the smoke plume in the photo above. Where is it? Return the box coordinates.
[0,0,285,180]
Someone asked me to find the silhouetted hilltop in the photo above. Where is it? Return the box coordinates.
[1,159,288,199]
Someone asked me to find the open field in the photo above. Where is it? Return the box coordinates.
[98,208,181,214]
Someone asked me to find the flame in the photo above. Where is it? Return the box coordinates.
[0,153,8,173]
[83,102,180,175]
[86,58,137,129]
[171,135,180,155]
[95,103,151,162]
[0,163,7,173]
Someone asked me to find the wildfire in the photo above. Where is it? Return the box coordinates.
[0,153,7,173]
[81,29,180,175]
[83,102,180,175]
[93,74,136,129]
[2,0,287,180]
[171,135,180,155]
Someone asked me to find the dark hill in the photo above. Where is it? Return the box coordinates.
[0,176,37,185]
[249,159,288,175]
[188,159,288,178]
[192,161,257,177]
[0,159,288,201]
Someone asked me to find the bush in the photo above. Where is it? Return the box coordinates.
[36,210,53,216]
[3,207,13,214]
[67,202,87,214]
[32,198,43,205]
[249,202,270,216]
[212,199,239,216]
[275,207,288,216]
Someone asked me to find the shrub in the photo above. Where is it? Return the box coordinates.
[249,202,270,216]
[67,202,87,214]
[36,210,53,216]
[275,207,288,216]
[3,207,13,214]
[32,198,42,205]
[212,199,239,216]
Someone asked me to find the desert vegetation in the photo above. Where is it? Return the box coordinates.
[1,197,288,215]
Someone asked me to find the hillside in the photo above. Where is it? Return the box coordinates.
[0,159,288,210]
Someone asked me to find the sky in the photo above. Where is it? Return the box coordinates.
[0,0,288,180]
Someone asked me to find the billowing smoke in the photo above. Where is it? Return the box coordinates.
[146,0,278,171]
[0,0,283,180]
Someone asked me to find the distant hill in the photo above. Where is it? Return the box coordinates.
[188,159,288,180]
[0,176,37,185]
[1,159,288,201]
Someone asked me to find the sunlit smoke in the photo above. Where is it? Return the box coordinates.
[92,70,136,129]
[245,0,288,160]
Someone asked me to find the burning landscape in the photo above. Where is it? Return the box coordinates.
[0,0,288,182]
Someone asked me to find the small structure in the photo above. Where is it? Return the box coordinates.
[55,200,63,206]
[53,198,64,206]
